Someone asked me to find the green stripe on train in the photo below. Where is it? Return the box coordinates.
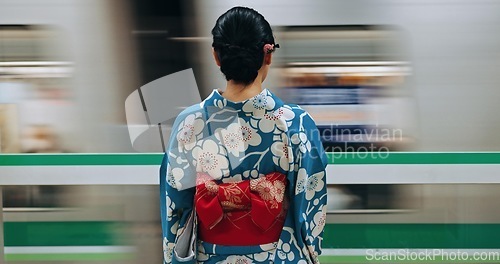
[2,152,500,166]
[0,154,163,166]
[3,222,120,246]
[4,222,500,248]
[326,152,500,164]
[322,224,500,249]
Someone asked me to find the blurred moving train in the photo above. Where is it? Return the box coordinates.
[1,0,500,263]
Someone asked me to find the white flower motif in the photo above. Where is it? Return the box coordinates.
[192,139,229,180]
[271,136,292,171]
[242,90,275,116]
[176,113,204,150]
[257,106,295,133]
[291,131,312,154]
[163,238,174,263]
[166,159,185,189]
[296,168,325,200]
[167,163,185,189]
[215,123,244,157]
[277,242,295,262]
[306,171,325,200]
[166,196,175,221]
[222,132,243,155]
[296,168,307,195]
[311,206,326,238]
[237,118,261,149]
[213,118,262,158]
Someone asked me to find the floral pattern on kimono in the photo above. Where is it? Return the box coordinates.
[160,88,328,263]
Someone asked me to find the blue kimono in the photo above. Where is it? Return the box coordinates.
[160,88,328,263]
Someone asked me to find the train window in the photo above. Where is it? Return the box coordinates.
[0,25,74,213]
[275,25,414,152]
[0,25,74,154]
[275,25,416,213]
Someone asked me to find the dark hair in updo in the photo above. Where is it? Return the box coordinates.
[211,6,276,85]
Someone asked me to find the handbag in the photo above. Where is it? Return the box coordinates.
[173,208,197,263]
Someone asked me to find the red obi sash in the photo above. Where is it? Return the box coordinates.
[194,172,288,246]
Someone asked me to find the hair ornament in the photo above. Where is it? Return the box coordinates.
[264,43,280,54]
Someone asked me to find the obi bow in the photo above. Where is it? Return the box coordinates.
[194,172,287,232]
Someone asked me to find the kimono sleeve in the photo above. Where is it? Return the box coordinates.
[159,117,196,264]
[290,112,328,264]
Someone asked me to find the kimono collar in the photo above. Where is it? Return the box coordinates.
[202,88,284,116]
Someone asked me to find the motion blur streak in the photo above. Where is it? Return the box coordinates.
[1,0,500,263]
